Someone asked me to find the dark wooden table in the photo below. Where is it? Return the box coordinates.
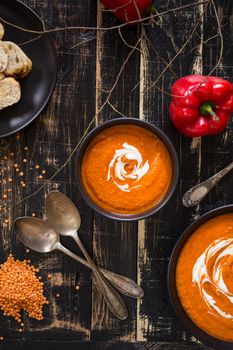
[0,0,232,349]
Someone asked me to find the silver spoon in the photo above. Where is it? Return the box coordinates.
[45,191,143,299]
[14,215,142,300]
[182,161,233,207]
[14,217,128,320]
[45,191,129,320]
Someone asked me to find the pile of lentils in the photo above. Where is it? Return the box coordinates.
[0,255,48,331]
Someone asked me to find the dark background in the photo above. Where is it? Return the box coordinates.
[0,0,232,349]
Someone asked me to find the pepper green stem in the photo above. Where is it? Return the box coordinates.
[146,4,157,14]
[200,102,219,121]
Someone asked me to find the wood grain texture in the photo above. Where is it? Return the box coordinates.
[0,0,232,349]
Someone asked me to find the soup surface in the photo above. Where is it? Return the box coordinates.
[176,213,233,342]
[81,124,172,215]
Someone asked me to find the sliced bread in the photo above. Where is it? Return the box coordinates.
[0,77,21,110]
[0,23,4,40]
[0,41,32,77]
[0,46,8,72]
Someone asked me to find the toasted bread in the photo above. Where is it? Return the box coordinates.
[0,77,21,110]
[0,41,32,77]
[0,23,4,40]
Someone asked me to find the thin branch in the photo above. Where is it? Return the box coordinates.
[118,27,143,54]
[18,35,42,46]
[108,101,128,118]
[0,1,209,35]
[149,0,224,98]
[70,33,98,49]
[146,0,210,92]
[16,35,142,205]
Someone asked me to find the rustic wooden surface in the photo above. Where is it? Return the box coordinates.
[0,0,232,349]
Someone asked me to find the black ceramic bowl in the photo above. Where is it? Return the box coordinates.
[75,118,179,221]
[168,205,233,350]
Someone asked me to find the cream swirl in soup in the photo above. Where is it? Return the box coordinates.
[192,237,233,319]
[107,143,150,192]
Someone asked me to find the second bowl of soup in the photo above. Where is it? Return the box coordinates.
[168,205,233,349]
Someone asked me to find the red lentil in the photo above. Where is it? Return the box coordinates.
[0,255,48,321]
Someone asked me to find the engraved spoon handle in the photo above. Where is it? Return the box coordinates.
[54,241,143,298]
[182,161,233,207]
[59,235,128,320]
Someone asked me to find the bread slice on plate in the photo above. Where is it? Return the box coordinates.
[0,77,21,110]
[0,23,4,40]
[0,46,8,72]
[0,41,32,77]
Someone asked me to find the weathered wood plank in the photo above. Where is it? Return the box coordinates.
[0,340,210,350]
[21,0,98,340]
[91,2,140,341]
[0,0,97,342]
[136,0,232,345]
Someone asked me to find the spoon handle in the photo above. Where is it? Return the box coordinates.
[97,267,144,299]
[75,234,128,320]
[182,161,233,207]
[55,242,143,298]
[57,237,128,320]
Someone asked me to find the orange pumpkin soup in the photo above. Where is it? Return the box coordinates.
[176,214,233,342]
[81,125,172,215]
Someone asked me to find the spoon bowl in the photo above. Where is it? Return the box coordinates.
[46,191,81,235]
[14,217,58,253]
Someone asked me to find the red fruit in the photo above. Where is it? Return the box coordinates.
[100,0,154,24]
[169,75,233,137]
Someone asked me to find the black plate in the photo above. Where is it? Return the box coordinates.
[0,0,57,138]
[168,205,233,350]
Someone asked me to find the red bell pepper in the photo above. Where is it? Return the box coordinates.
[100,0,154,24]
[169,75,233,137]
